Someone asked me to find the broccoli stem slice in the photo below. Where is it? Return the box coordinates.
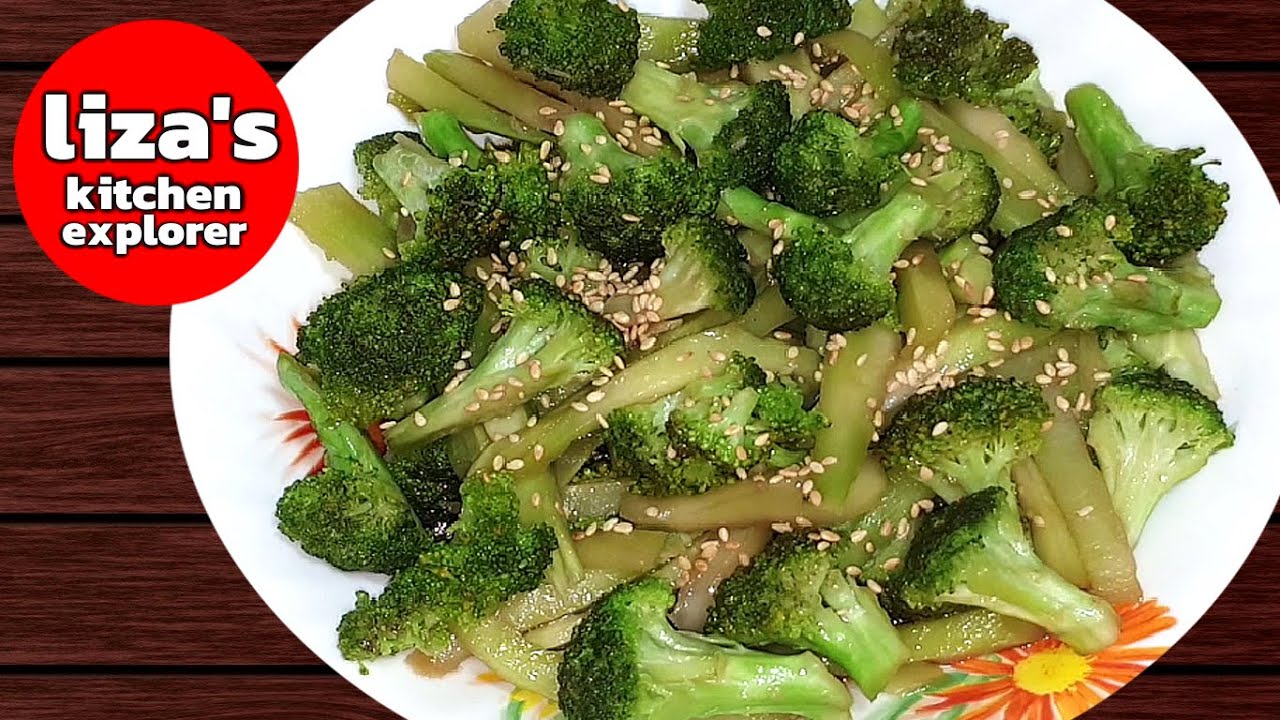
[898,609,1046,663]
[1127,329,1221,400]
[386,50,546,142]
[289,184,397,276]
[1062,84,1149,194]
[417,110,486,169]
[1012,460,1090,588]
[810,575,908,698]
[896,243,956,349]
[470,325,821,477]
[424,51,576,135]
[849,0,891,38]
[639,15,702,72]
[524,613,584,649]
[817,30,903,117]
[1034,411,1142,604]
[452,614,561,697]
[812,324,902,505]
[739,285,799,337]
[622,457,887,533]
[720,187,825,238]
[500,569,631,631]
[575,530,689,576]
[638,635,854,720]
[1056,127,1099,195]
[919,101,1073,233]
[942,512,1119,655]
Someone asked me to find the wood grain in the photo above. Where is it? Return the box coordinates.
[0,676,397,720]
[0,229,170,357]
[2,0,1280,64]
[0,523,312,665]
[0,673,1278,720]
[3,520,1279,666]
[0,368,193,513]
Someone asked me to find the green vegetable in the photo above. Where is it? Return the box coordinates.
[337,471,557,662]
[708,534,908,698]
[290,184,397,276]
[1066,84,1229,266]
[497,0,641,97]
[558,578,854,720]
[622,61,791,191]
[693,0,853,70]
[773,103,924,217]
[557,113,713,264]
[877,376,1050,503]
[723,148,999,331]
[1087,369,1234,544]
[993,199,1223,334]
[890,0,1038,105]
[295,262,483,427]
[894,486,1120,654]
[386,279,624,452]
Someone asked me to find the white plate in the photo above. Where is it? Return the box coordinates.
[171,2,1280,718]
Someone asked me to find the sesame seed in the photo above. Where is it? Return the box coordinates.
[867,580,884,594]
[381,247,397,259]
[931,421,949,436]
[1035,299,1053,315]
[809,490,823,507]
[506,458,526,471]
[412,411,426,427]
[919,466,935,480]
[571,402,590,412]
[883,557,902,572]
[443,298,461,311]
[1055,225,1073,238]
[1055,395,1071,411]
[910,176,929,187]
[756,25,773,37]
[1077,505,1094,518]
[1105,215,1118,231]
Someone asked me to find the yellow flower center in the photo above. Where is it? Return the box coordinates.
[1012,647,1093,695]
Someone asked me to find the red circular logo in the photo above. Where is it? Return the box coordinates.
[13,20,299,305]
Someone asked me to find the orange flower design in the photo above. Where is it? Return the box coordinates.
[921,601,1176,720]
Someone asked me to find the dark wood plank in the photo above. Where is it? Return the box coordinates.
[0,676,395,720]
[0,368,192,513]
[3,0,370,64]
[1,0,1278,64]
[0,229,170,357]
[0,524,311,665]
[0,673,1277,720]
[1201,73,1280,193]
[1110,0,1280,63]
[3,521,1279,665]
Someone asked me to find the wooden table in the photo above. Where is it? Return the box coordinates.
[2,1,1278,718]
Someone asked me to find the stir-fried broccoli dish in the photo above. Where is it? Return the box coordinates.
[282,0,1236,715]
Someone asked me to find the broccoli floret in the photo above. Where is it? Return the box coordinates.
[891,0,1038,105]
[276,467,428,574]
[992,199,1223,334]
[774,104,924,217]
[354,131,425,225]
[558,578,854,720]
[878,377,1049,502]
[668,353,827,473]
[894,486,1120,654]
[558,113,711,264]
[337,471,557,662]
[707,534,907,698]
[387,440,464,541]
[1086,369,1234,544]
[648,216,755,319]
[496,0,640,97]
[385,279,624,452]
[295,263,483,426]
[1066,85,1230,266]
[694,0,853,70]
[622,61,792,191]
[274,354,429,574]
[606,395,728,497]
[374,136,555,267]
[723,148,998,331]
